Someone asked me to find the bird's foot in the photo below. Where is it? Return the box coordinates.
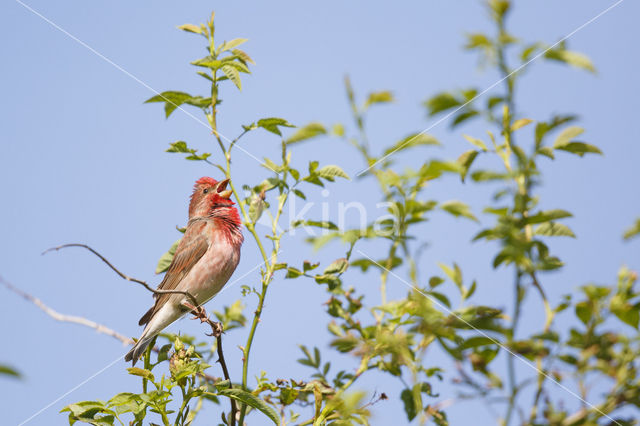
[182,301,207,321]
[208,321,223,338]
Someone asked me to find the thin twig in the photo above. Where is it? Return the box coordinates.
[186,303,237,426]
[0,275,133,345]
[1,275,222,384]
[43,243,199,307]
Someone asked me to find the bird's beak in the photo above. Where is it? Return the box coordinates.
[216,178,232,199]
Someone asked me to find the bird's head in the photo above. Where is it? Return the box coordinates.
[189,177,236,219]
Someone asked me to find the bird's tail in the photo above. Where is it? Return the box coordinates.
[125,303,180,365]
[125,329,156,366]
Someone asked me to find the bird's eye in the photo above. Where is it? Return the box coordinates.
[203,188,209,194]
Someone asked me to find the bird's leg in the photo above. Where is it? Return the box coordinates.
[182,301,207,322]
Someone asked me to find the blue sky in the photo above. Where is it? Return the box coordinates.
[1,1,639,425]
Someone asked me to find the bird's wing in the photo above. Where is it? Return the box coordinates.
[138,220,209,325]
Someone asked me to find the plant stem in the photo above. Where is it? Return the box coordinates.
[504,271,523,426]
[237,178,289,425]
[312,356,370,426]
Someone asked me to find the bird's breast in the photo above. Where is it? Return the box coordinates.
[181,234,241,304]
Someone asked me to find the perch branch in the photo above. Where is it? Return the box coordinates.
[0,275,133,345]
[39,242,237,420]
[43,243,199,307]
[184,302,237,426]
[0,276,223,384]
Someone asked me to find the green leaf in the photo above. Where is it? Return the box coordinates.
[285,267,303,279]
[383,133,440,156]
[107,392,138,407]
[185,152,212,161]
[166,141,191,153]
[537,146,555,159]
[292,220,339,230]
[535,222,576,238]
[457,150,478,182]
[553,126,601,156]
[232,48,256,65]
[425,92,460,116]
[459,336,495,350]
[286,122,327,144]
[0,365,20,378]
[324,258,348,275]
[545,47,596,73]
[553,126,584,147]
[556,142,602,157]
[427,291,451,309]
[316,165,350,180]
[220,38,248,52]
[610,295,639,329]
[177,24,203,35]
[127,367,154,382]
[217,388,280,425]
[438,262,463,290]
[221,64,241,90]
[144,91,206,118]
[364,91,394,108]
[191,56,223,70]
[511,118,533,131]
[451,109,479,127]
[463,134,488,151]
[248,194,266,223]
[465,33,492,50]
[257,117,295,136]
[156,239,180,274]
[525,209,572,225]
[471,170,507,182]
[429,276,445,288]
[623,218,640,240]
[330,335,359,353]
[440,200,478,222]
[400,389,418,421]
[575,301,592,325]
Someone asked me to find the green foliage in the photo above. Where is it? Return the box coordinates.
[624,218,640,240]
[156,239,180,274]
[60,3,639,426]
[0,364,20,378]
[286,122,327,144]
[216,388,280,425]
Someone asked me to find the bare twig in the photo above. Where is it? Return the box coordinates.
[43,243,199,307]
[1,275,224,385]
[185,302,237,426]
[0,275,133,345]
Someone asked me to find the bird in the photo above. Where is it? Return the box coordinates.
[125,177,244,364]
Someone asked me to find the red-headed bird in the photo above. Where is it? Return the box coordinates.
[125,177,244,364]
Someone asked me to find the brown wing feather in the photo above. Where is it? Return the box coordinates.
[138,221,210,325]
